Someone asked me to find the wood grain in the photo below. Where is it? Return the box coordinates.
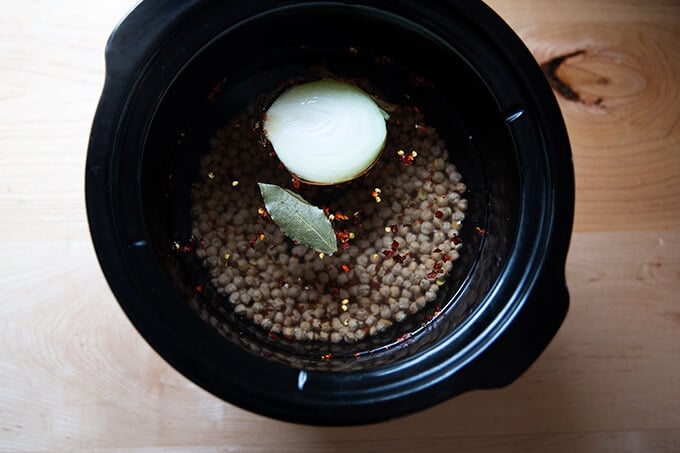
[491,0,680,233]
[1,0,679,451]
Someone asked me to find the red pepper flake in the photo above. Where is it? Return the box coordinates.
[258,206,271,222]
[397,332,412,342]
[374,55,394,65]
[342,242,350,250]
[433,262,442,270]
[248,231,264,249]
[397,149,418,166]
[335,229,350,242]
[393,253,409,264]
[433,248,441,253]
[195,285,203,293]
[414,123,427,132]
[418,219,424,225]
[207,79,225,102]
[435,210,444,219]
[292,175,301,189]
[475,226,487,235]
[442,254,451,262]
[423,175,432,182]
[278,162,285,169]
[341,264,350,273]
[390,224,399,233]
[382,249,394,258]
[427,271,437,279]
[175,237,197,253]
[321,353,333,362]
[413,106,421,113]
[391,240,400,251]
[452,236,463,245]
[268,332,278,340]
[410,75,427,87]
[371,188,382,203]
[334,212,349,221]
[354,352,361,358]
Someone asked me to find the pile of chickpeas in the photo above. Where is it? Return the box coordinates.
[190,104,467,343]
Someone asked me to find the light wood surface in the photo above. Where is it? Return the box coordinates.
[1,0,678,451]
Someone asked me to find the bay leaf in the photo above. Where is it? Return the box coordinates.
[258,183,338,255]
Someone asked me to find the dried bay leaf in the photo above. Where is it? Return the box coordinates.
[258,183,338,255]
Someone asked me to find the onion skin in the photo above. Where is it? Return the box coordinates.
[264,79,388,186]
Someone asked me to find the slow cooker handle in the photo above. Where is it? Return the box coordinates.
[465,272,569,390]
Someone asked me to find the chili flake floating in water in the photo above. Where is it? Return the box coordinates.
[248,231,265,249]
[475,226,487,235]
[341,264,350,273]
[397,149,418,166]
[195,285,203,293]
[174,237,198,253]
[393,252,409,264]
[371,187,382,203]
[321,353,332,361]
[435,210,444,219]
[291,175,301,189]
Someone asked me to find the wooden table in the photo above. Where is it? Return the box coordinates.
[1,1,678,451]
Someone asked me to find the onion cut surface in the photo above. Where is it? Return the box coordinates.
[264,79,388,185]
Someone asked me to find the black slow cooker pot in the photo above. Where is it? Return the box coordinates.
[86,0,574,425]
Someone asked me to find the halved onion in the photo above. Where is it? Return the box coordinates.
[264,79,389,185]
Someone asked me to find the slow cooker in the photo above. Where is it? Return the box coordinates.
[86,0,574,425]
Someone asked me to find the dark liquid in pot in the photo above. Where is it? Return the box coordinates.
[186,96,468,349]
